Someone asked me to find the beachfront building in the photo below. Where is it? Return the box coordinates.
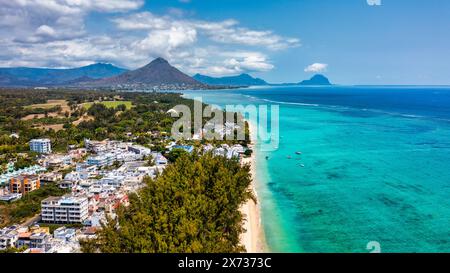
[39,172,63,184]
[41,196,89,224]
[9,175,40,194]
[30,138,52,154]
[99,175,126,188]
[128,145,152,156]
[87,153,116,167]
[16,227,52,252]
[43,155,73,169]
[0,193,22,202]
[0,226,19,250]
[84,139,109,153]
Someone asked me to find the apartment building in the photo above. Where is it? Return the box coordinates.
[41,196,89,224]
[0,226,19,250]
[30,138,52,154]
[87,153,116,167]
[9,175,40,194]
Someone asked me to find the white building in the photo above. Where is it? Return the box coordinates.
[30,139,52,154]
[128,145,152,157]
[0,226,19,250]
[87,153,115,167]
[41,196,89,224]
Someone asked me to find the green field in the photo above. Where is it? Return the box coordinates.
[82,101,133,110]
[25,99,68,110]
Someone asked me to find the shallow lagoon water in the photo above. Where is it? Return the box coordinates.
[183,86,450,252]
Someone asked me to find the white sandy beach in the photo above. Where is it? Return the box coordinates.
[239,121,266,253]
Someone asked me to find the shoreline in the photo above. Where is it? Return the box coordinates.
[239,121,267,253]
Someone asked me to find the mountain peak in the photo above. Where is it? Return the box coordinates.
[150,57,169,64]
[93,57,201,86]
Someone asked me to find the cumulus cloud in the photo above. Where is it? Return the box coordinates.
[195,21,300,50]
[304,63,328,73]
[133,24,198,59]
[0,0,143,43]
[35,25,56,37]
[181,51,274,77]
[113,12,300,51]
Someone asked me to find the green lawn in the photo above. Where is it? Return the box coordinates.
[82,101,133,110]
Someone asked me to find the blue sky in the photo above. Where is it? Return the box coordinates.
[1,0,450,84]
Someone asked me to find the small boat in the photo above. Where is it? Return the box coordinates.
[295,151,302,155]
[300,164,305,168]
[287,156,292,159]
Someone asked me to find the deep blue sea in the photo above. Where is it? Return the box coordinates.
[182,86,450,253]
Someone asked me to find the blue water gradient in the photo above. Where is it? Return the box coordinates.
[182,86,450,253]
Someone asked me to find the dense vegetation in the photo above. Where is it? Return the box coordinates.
[0,88,249,171]
[0,88,204,170]
[0,88,197,152]
[0,183,69,227]
[80,153,254,253]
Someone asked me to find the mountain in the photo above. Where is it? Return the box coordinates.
[299,74,332,86]
[62,76,97,85]
[92,57,201,87]
[0,63,128,86]
[193,73,268,86]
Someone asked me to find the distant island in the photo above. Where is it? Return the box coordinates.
[298,74,332,86]
[194,73,332,87]
[194,73,267,87]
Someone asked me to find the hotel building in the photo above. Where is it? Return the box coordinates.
[41,196,89,224]
[30,138,52,154]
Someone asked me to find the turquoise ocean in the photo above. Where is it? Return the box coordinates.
[182,86,450,253]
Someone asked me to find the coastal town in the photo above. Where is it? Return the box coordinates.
[1,135,252,253]
[0,87,257,253]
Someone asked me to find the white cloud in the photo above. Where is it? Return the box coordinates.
[195,22,300,50]
[175,50,274,77]
[113,12,171,30]
[113,12,300,51]
[0,3,300,76]
[35,25,56,37]
[0,0,143,43]
[133,24,198,59]
[304,63,328,73]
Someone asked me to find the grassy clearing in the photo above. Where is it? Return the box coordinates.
[25,100,68,110]
[81,101,133,110]
[22,100,71,121]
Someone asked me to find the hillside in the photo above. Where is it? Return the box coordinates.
[92,58,202,87]
[0,63,128,86]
